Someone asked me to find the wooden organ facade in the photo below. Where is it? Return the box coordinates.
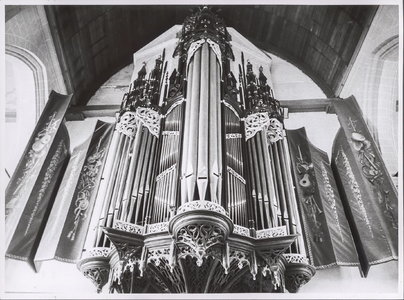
[6,6,398,295]
[77,7,314,294]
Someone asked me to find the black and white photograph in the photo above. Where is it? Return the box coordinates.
[1,1,402,298]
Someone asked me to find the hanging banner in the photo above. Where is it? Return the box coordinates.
[53,120,114,263]
[6,123,70,271]
[34,134,93,269]
[287,127,359,269]
[5,91,73,250]
[309,136,359,268]
[331,96,398,277]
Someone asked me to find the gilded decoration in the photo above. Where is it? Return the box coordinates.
[25,140,67,235]
[67,140,106,241]
[320,161,344,243]
[6,112,60,220]
[348,117,398,229]
[337,147,373,238]
[295,146,324,242]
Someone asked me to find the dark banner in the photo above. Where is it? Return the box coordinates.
[287,127,359,269]
[332,96,398,276]
[6,123,70,271]
[54,120,114,263]
[309,137,359,268]
[34,134,93,268]
[5,91,72,250]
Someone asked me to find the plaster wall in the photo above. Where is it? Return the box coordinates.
[5,5,66,98]
[340,5,399,178]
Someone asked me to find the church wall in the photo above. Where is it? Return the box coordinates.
[5,5,66,98]
[339,5,399,180]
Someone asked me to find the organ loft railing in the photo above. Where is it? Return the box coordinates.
[77,6,315,293]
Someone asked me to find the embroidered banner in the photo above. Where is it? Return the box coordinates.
[34,134,93,269]
[54,120,114,263]
[6,123,70,271]
[5,91,72,250]
[309,135,359,268]
[331,96,398,277]
[287,127,358,269]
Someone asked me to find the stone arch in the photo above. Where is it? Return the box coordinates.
[363,35,399,177]
[5,44,48,120]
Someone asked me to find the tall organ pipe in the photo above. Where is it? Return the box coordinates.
[97,133,125,247]
[121,124,143,222]
[197,43,209,201]
[209,45,220,204]
[184,49,201,202]
[181,42,222,204]
[181,62,194,206]
[259,130,278,228]
[92,127,120,247]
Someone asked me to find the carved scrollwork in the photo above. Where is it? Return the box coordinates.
[245,112,270,141]
[177,224,225,266]
[147,222,169,234]
[86,247,111,258]
[114,220,144,235]
[176,200,229,217]
[135,107,161,137]
[256,226,287,239]
[233,224,250,237]
[226,133,242,139]
[283,253,309,265]
[117,111,137,137]
[267,118,284,143]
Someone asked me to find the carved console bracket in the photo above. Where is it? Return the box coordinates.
[77,253,110,293]
[283,256,316,293]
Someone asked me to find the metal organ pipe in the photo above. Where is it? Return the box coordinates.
[197,43,209,201]
[209,45,220,204]
[92,127,120,247]
[181,42,222,204]
[181,61,194,206]
[184,48,201,202]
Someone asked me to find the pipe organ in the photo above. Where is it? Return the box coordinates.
[76,7,315,294]
[5,5,398,295]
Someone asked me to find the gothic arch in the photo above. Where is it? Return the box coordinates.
[5,44,48,120]
[363,35,399,177]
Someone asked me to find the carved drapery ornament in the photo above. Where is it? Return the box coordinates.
[117,107,161,138]
[117,111,137,137]
[244,112,284,142]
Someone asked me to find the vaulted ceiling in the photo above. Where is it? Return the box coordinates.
[42,5,377,106]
